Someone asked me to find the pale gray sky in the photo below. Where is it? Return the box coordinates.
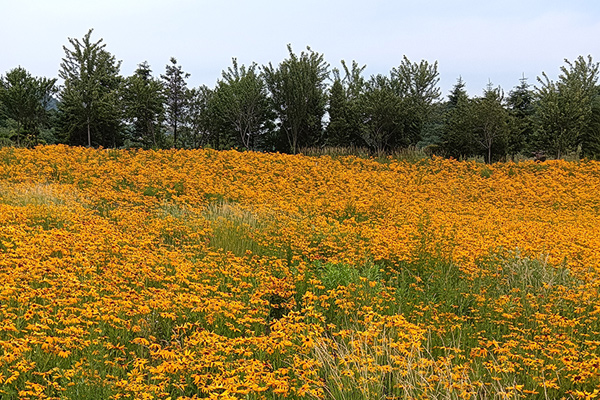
[2,0,599,98]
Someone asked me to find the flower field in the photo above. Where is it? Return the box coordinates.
[0,145,599,400]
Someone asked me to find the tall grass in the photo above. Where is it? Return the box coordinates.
[299,145,431,162]
[203,200,267,257]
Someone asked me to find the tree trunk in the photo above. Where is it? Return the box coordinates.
[173,123,178,149]
[16,121,21,147]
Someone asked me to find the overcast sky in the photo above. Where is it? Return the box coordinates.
[2,0,599,98]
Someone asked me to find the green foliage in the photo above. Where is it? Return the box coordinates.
[0,118,18,147]
[3,36,600,161]
[390,56,441,147]
[441,77,478,158]
[326,61,366,147]
[161,57,190,148]
[442,79,511,163]
[57,29,123,148]
[182,85,213,149]
[357,74,401,156]
[471,82,510,163]
[263,45,329,153]
[506,76,535,158]
[210,59,273,150]
[533,55,600,159]
[350,56,441,155]
[317,261,380,291]
[123,61,166,148]
[0,67,57,147]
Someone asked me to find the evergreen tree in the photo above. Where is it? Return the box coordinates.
[325,60,365,147]
[586,95,600,158]
[506,76,534,158]
[58,29,123,147]
[161,57,190,148]
[0,67,56,146]
[441,77,477,159]
[448,76,467,107]
[263,45,329,153]
[123,61,165,148]
[325,76,348,146]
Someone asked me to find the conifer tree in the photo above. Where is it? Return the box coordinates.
[161,57,190,148]
[506,76,534,158]
[326,60,365,147]
[441,77,477,159]
[123,61,165,148]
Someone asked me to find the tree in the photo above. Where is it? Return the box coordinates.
[325,60,365,147]
[357,74,402,156]
[441,77,477,159]
[563,56,600,158]
[506,75,534,158]
[263,45,329,153]
[534,55,600,159]
[161,57,190,148]
[586,94,600,158]
[471,82,509,163]
[210,59,272,150]
[123,61,165,148]
[58,29,123,147]
[390,56,441,147]
[182,85,213,149]
[0,67,56,146]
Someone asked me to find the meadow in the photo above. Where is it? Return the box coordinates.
[0,145,599,400]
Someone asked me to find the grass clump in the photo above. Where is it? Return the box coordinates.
[203,200,266,257]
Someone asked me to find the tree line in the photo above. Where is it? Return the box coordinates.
[1,29,600,161]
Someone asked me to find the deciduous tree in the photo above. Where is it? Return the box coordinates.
[472,82,509,163]
[390,56,441,146]
[0,67,56,146]
[58,29,123,147]
[182,85,213,149]
[263,45,329,154]
[358,74,401,156]
[211,59,272,150]
[534,55,600,159]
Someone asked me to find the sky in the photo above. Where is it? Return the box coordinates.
[2,0,600,99]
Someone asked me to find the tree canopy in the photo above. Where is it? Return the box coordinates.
[58,29,123,147]
[1,30,600,161]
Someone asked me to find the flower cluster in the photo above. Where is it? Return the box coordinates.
[0,145,599,399]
